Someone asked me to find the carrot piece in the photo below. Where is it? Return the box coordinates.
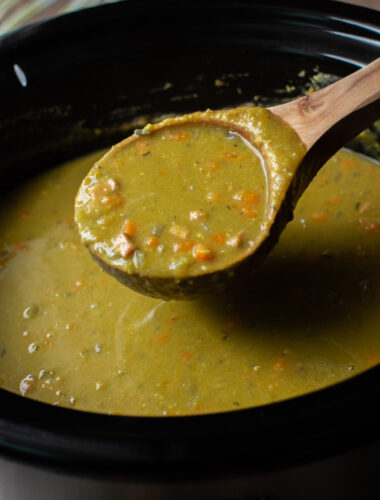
[173,240,194,253]
[192,243,215,261]
[122,219,137,236]
[241,207,257,218]
[358,218,379,233]
[221,152,242,160]
[205,160,219,170]
[234,190,260,205]
[157,333,169,343]
[310,212,327,222]
[329,195,341,206]
[11,242,27,253]
[166,132,189,142]
[73,280,85,291]
[366,353,380,365]
[179,350,193,361]
[273,356,287,372]
[145,236,159,248]
[212,233,227,244]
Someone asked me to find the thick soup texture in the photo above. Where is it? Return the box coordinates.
[0,148,380,415]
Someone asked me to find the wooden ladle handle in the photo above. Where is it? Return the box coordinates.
[270,58,380,151]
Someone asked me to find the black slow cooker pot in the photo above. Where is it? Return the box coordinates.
[1,1,380,498]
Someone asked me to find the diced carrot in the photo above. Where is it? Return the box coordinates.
[341,158,357,169]
[358,218,379,233]
[159,171,166,176]
[114,233,136,258]
[212,233,227,244]
[273,356,287,372]
[11,242,27,253]
[145,236,159,248]
[221,152,242,160]
[329,195,341,206]
[20,210,30,219]
[366,353,380,365]
[310,212,327,222]
[161,379,170,388]
[122,219,137,236]
[134,139,150,156]
[169,223,190,239]
[234,190,260,205]
[241,207,257,218]
[166,132,190,142]
[173,240,194,253]
[192,243,214,261]
[205,160,219,170]
[179,350,193,361]
[65,218,74,226]
[157,333,169,343]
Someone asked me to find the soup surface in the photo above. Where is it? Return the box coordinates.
[0,148,379,415]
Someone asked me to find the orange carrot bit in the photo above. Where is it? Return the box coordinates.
[234,190,260,205]
[114,233,136,258]
[99,193,124,209]
[212,233,227,244]
[341,158,357,169]
[134,139,151,156]
[241,207,257,218]
[179,350,193,361]
[11,242,27,253]
[366,353,380,365]
[221,152,242,160]
[358,218,379,233]
[157,333,169,344]
[173,240,194,253]
[192,243,215,261]
[273,356,287,372]
[205,160,219,170]
[122,219,137,236]
[158,171,166,176]
[310,212,327,222]
[20,210,30,219]
[169,223,190,239]
[329,195,341,206]
[145,236,159,248]
[166,132,190,142]
[161,379,170,388]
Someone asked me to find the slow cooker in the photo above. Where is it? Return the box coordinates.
[1,1,380,498]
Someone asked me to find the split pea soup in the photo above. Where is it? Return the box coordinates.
[75,123,269,279]
[1,148,380,416]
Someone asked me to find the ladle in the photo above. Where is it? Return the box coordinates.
[75,58,380,300]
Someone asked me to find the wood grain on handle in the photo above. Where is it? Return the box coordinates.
[270,58,380,150]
